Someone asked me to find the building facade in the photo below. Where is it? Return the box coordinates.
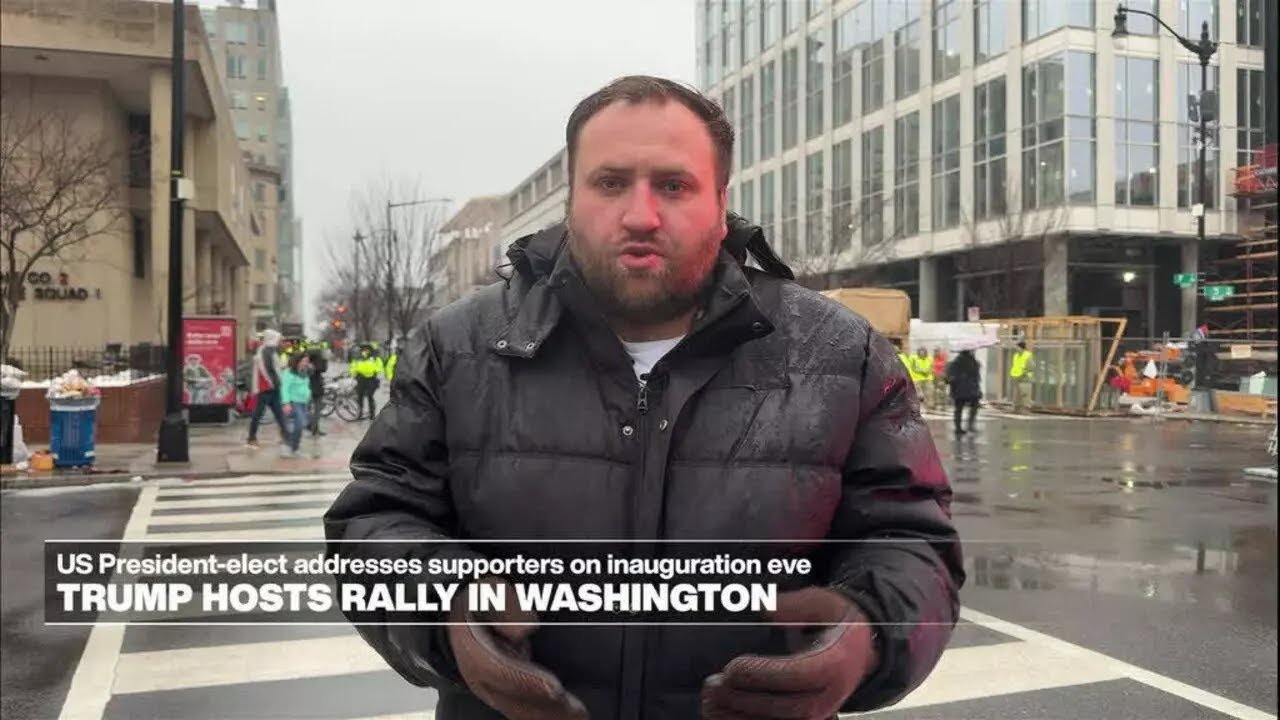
[434,195,509,305]
[199,0,301,330]
[1,0,256,353]
[501,149,570,250]
[699,0,1274,338]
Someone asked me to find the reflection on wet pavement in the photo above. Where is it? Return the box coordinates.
[931,416,1278,621]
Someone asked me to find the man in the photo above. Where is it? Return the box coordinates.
[1010,340,1034,413]
[912,347,934,410]
[349,343,384,420]
[946,349,982,435]
[246,329,286,448]
[325,76,962,720]
[307,344,329,437]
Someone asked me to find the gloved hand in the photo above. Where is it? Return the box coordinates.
[701,587,879,720]
[447,576,589,720]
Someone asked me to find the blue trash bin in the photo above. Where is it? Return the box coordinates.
[49,396,99,467]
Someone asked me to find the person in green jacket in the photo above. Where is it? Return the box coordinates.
[280,352,313,457]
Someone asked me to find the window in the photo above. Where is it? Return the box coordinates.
[893,1,922,99]
[933,0,961,82]
[742,0,759,61]
[1023,0,1093,40]
[806,151,825,255]
[225,21,247,44]
[808,0,825,18]
[1180,0,1217,37]
[741,178,755,220]
[782,48,799,149]
[231,91,248,109]
[784,0,801,34]
[894,112,921,237]
[257,123,269,142]
[257,22,267,46]
[931,96,961,229]
[254,283,267,304]
[856,0,886,114]
[975,0,1006,63]
[763,0,781,49]
[132,215,147,279]
[974,77,1008,220]
[226,54,245,79]
[761,170,777,241]
[1237,68,1266,167]
[805,30,825,139]
[832,139,854,250]
[861,126,885,246]
[834,9,856,126]
[1176,64,1219,208]
[761,61,777,159]
[782,161,799,258]
[1122,0,1158,34]
[722,1,739,75]
[254,249,266,270]
[740,76,755,169]
[253,182,265,203]
[235,119,250,140]
[1022,52,1096,208]
[1114,57,1159,207]
[1238,0,1264,47]
[723,86,737,173]
[255,93,268,111]
[257,58,268,81]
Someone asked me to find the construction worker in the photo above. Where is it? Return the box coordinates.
[349,343,385,420]
[1010,340,1034,413]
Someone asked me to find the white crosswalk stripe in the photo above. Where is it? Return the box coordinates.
[57,473,1276,720]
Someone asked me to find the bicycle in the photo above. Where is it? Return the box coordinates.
[325,375,363,422]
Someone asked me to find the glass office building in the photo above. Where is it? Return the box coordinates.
[697,0,1272,338]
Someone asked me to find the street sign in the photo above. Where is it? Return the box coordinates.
[1202,284,1235,301]
[1172,273,1197,288]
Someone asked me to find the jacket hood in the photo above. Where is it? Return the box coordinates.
[503,212,794,283]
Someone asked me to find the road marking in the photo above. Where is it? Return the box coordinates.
[154,479,349,497]
[960,607,1278,720]
[112,635,387,694]
[57,484,157,720]
[151,491,340,510]
[142,525,323,541]
[156,473,351,488]
[146,506,328,526]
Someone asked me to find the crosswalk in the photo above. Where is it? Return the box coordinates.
[56,473,1275,720]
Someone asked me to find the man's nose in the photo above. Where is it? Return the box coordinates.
[620,186,661,234]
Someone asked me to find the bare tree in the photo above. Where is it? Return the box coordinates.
[0,90,125,358]
[318,229,382,343]
[957,178,1068,320]
[785,192,904,290]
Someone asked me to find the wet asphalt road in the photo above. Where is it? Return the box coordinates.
[0,414,1274,719]
[0,484,138,720]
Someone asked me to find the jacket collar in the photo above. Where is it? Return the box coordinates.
[491,215,791,364]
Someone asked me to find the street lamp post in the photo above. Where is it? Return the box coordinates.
[157,0,189,463]
[1113,5,1218,252]
[352,230,364,345]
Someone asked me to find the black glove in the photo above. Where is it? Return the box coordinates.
[447,577,589,720]
[701,587,879,720]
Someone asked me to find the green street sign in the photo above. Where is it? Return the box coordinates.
[1173,273,1197,288]
[1203,285,1235,301]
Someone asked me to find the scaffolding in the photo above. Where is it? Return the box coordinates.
[1219,144,1278,348]
[981,316,1128,416]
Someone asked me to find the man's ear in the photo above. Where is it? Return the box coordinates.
[717,186,729,235]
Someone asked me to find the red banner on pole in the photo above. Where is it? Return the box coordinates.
[181,316,237,407]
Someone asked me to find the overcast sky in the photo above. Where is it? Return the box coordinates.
[270,0,697,331]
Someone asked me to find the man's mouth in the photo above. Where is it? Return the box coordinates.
[618,244,663,270]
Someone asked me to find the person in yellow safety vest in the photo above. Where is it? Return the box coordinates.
[909,348,934,409]
[349,344,385,420]
[1010,340,1034,413]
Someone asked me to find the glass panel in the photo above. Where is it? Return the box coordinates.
[1068,140,1094,204]
[1040,57,1066,119]
[1128,145,1158,206]
[1039,140,1065,205]
[1023,150,1039,209]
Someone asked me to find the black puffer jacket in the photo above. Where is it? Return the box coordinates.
[324,216,964,720]
[947,351,983,402]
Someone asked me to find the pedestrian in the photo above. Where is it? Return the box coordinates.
[279,352,312,457]
[348,343,383,420]
[307,345,329,437]
[1010,340,1034,413]
[245,329,286,449]
[947,349,982,434]
[932,346,949,409]
[384,346,399,402]
[324,75,963,720]
[912,347,934,410]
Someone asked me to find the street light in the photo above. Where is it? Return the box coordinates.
[1113,4,1217,258]
[384,198,450,348]
[157,0,189,463]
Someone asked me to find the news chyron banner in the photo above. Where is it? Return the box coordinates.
[45,541,839,625]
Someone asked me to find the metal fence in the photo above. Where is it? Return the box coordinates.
[3,345,168,384]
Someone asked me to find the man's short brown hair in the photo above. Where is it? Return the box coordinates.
[565,75,735,192]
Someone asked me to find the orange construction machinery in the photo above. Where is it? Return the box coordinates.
[1109,346,1191,404]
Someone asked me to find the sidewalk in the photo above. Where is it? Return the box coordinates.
[1,412,369,490]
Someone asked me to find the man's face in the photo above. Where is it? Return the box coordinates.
[567,98,728,327]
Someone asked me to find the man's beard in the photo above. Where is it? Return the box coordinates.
[566,223,721,328]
